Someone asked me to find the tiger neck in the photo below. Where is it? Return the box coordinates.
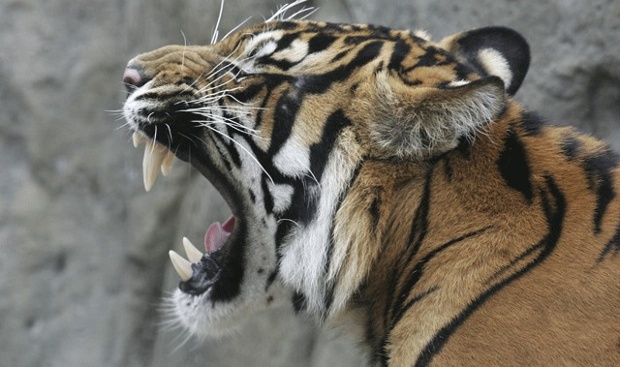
[334,100,611,364]
[332,104,519,300]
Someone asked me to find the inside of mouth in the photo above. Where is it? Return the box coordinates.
[134,131,243,290]
[204,215,236,254]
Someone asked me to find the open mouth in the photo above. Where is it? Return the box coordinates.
[131,131,243,297]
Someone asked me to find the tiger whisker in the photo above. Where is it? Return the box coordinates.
[220,16,253,42]
[194,113,261,137]
[198,124,274,184]
[267,0,308,22]
[277,218,301,227]
[284,5,317,21]
[210,0,225,45]
[180,29,188,76]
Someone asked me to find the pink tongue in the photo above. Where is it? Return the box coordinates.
[204,216,235,254]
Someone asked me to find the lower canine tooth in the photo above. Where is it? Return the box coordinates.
[169,251,193,281]
[183,237,204,263]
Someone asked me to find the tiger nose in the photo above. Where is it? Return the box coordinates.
[123,67,149,91]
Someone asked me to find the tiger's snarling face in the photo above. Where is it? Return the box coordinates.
[122,19,525,335]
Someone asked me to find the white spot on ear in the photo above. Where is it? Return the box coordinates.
[478,48,513,89]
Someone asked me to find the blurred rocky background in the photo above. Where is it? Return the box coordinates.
[0,0,617,366]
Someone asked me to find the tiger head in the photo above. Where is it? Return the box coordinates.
[122,19,529,336]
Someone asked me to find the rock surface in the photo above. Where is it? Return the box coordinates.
[0,0,617,366]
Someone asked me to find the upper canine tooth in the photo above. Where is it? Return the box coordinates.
[132,132,145,147]
[161,150,175,176]
[169,250,193,281]
[142,141,167,191]
[182,237,204,263]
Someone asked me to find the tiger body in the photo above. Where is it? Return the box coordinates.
[122,15,620,367]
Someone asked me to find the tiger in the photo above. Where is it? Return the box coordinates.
[121,8,620,367]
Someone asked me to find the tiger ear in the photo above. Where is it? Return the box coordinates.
[370,75,506,160]
[439,26,530,96]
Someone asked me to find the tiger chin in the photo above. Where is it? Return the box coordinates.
[121,15,620,367]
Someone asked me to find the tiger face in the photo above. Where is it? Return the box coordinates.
[122,19,528,335]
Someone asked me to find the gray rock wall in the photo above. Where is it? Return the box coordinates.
[0,0,617,366]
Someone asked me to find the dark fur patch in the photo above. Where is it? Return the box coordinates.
[309,110,352,180]
[298,41,383,94]
[308,33,337,54]
[268,94,301,155]
[388,39,411,71]
[561,136,581,160]
[292,291,307,313]
[598,223,620,262]
[275,33,298,52]
[369,191,381,232]
[497,128,534,203]
[520,111,545,136]
[583,149,618,234]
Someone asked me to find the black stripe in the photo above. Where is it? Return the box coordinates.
[276,109,354,229]
[582,149,618,234]
[223,114,243,167]
[412,46,444,68]
[207,132,233,171]
[561,135,581,160]
[228,82,264,103]
[265,270,278,290]
[268,93,302,156]
[297,41,384,94]
[390,227,491,328]
[253,76,290,131]
[389,39,411,71]
[521,111,545,136]
[308,33,337,54]
[323,162,363,314]
[292,291,307,313]
[598,222,620,262]
[309,109,352,181]
[390,287,437,332]
[257,57,299,71]
[286,179,319,225]
[275,33,298,52]
[382,165,433,355]
[134,89,195,102]
[331,50,349,62]
[207,123,241,168]
[415,175,565,367]
[497,128,534,203]
[369,190,382,232]
[443,156,453,182]
[260,175,274,214]
[344,33,393,45]
[486,236,545,284]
